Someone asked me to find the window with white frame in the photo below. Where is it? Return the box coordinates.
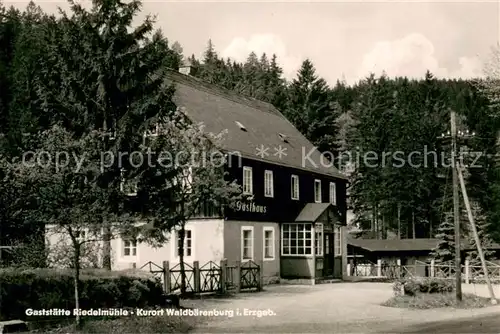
[264,170,274,197]
[314,179,322,203]
[334,226,342,256]
[123,238,137,257]
[176,229,192,257]
[315,223,324,256]
[291,175,299,200]
[281,223,312,255]
[243,167,253,194]
[120,168,138,196]
[75,229,86,244]
[263,227,275,260]
[241,227,254,261]
[181,167,193,193]
[144,122,160,137]
[329,182,336,205]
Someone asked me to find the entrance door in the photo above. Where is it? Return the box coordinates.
[323,232,335,277]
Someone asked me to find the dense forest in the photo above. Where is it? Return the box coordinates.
[1,1,500,263]
[181,40,500,247]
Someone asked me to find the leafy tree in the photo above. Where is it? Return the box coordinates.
[134,109,243,295]
[5,126,135,326]
[32,0,177,269]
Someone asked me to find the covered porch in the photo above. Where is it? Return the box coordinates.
[280,203,347,281]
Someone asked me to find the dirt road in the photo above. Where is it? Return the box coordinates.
[187,283,500,333]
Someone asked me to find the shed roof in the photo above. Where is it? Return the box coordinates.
[347,237,500,252]
[295,203,332,222]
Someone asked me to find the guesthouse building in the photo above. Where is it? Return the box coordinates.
[47,66,349,283]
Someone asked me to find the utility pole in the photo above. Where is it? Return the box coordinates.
[450,110,462,302]
[457,166,497,305]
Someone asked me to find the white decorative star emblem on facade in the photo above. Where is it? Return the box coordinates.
[255,144,270,158]
[274,145,288,159]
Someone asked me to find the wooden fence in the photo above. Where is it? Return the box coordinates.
[347,259,500,283]
[140,259,263,294]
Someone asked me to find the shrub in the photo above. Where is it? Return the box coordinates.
[0,268,165,321]
[393,277,454,296]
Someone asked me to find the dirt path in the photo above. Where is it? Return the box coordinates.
[186,283,500,333]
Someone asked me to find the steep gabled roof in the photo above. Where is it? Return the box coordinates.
[166,70,347,180]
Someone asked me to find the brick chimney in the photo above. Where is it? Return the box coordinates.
[179,59,194,76]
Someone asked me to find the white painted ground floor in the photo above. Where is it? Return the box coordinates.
[46,219,347,281]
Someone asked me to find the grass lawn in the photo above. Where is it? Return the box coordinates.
[382,293,499,309]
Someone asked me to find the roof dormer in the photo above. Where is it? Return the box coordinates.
[278,133,289,143]
[235,121,247,132]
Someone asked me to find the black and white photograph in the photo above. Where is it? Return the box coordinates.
[0,0,499,333]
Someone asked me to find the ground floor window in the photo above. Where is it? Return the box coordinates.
[334,226,342,256]
[281,223,323,256]
[241,227,254,261]
[123,238,137,257]
[263,227,275,260]
[175,229,192,257]
[315,223,323,256]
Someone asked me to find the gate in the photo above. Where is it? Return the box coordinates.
[225,264,238,290]
[200,261,222,292]
[140,261,165,285]
[141,260,261,294]
[170,262,195,293]
[240,260,260,289]
[224,261,261,291]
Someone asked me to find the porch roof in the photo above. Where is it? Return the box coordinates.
[295,203,336,223]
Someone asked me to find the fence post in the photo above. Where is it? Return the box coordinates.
[163,261,170,294]
[396,259,401,278]
[235,260,241,293]
[257,260,264,291]
[465,259,470,284]
[346,263,351,276]
[220,259,227,294]
[377,259,382,277]
[193,261,200,293]
[430,259,435,277]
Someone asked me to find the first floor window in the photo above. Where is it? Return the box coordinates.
[264,170,274,197]
[314,179,322,203]
[263,227,275,260]
[334,226,342,256]
[176,229,192,257]
[181,167,193,193]
[75,229,86,243]
[243,167,253,194]
[291,175,299,200]
[120,168,138,196]
[329,182,336,205]
[123,238,137,257]
[315,224,324,256]
[242,227,254,260]
[325,234,330,255]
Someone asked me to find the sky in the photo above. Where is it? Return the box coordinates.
[5,0,500,85]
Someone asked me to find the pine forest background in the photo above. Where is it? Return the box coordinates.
[1,1,500,264]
